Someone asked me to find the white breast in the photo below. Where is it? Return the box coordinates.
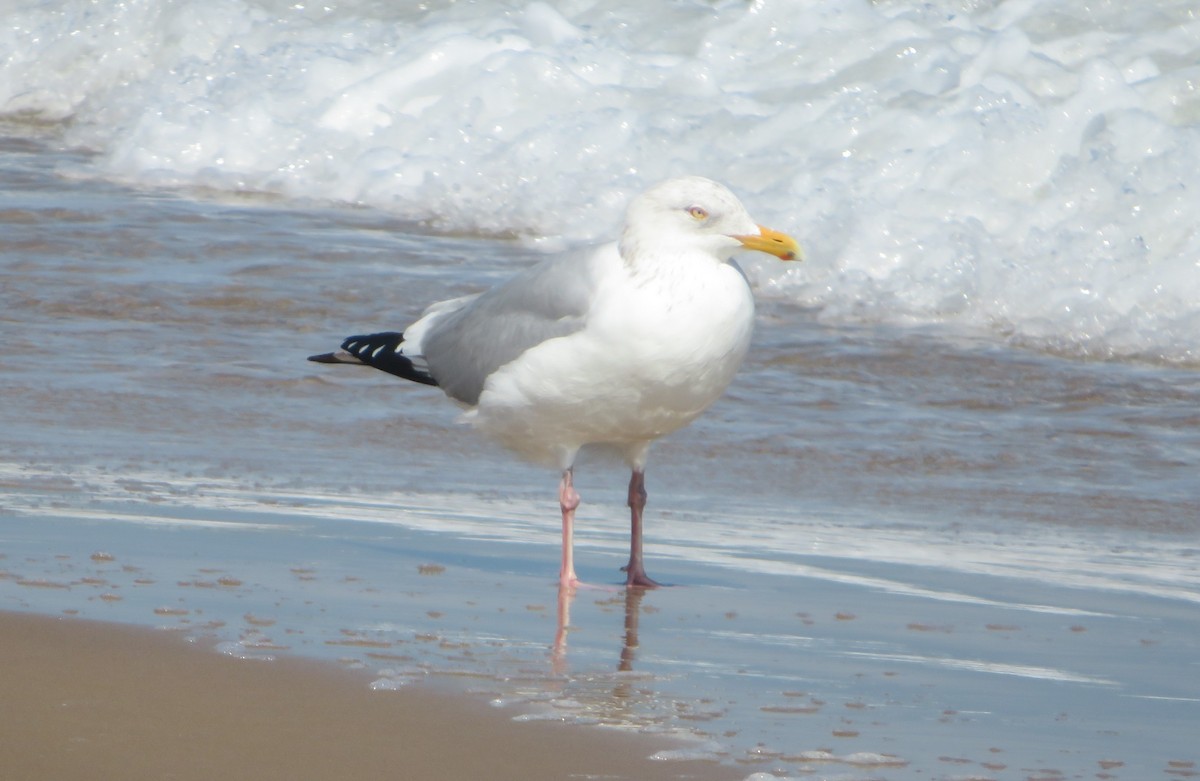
[468,248,755,469]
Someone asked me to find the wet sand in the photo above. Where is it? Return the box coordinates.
[0,611,729,781]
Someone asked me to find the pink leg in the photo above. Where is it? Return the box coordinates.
[622,469,661,588]
[558,468,581,589]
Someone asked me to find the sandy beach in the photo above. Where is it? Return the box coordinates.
[0,610,730,781]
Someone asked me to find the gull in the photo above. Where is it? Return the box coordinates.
[309,176,801,588]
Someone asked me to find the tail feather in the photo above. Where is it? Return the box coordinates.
[308,331,438,387]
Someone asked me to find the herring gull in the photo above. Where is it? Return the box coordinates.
[309,176,801,588]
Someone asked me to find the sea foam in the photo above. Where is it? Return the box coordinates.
[3,0,1199,361]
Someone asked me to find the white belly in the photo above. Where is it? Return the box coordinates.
[468,260,755,469]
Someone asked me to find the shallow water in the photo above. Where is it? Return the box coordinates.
[2,132,1199,780]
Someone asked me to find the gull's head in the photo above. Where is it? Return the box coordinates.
[619,175,802,263]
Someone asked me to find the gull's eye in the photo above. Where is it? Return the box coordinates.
[687,205,708,221]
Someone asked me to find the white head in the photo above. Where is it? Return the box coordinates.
[618,176,800,264]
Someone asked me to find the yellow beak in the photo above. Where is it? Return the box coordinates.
[732,225,802,261]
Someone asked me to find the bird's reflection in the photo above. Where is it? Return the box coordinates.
[618,586,644,672]
[550,584,646,677]
[611,586,645,706]
[551,583,574,675]
[548,584,663,726]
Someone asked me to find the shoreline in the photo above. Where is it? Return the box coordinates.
[0,610,732,781]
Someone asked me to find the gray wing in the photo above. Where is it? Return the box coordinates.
[420,250,600,405]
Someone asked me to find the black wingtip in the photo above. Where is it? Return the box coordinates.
[314,331,439,387]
